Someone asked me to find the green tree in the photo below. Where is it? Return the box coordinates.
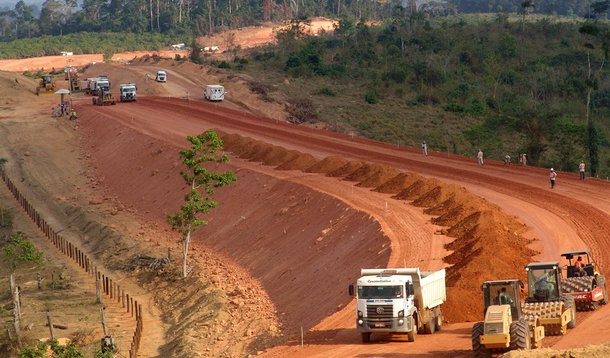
[167,130,236,278]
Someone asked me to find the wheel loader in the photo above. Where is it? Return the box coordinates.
[560,250,608,311]
[92,89,116,106]
[472,280,544,357]
[36,74,56,95]
[522,262,577,336]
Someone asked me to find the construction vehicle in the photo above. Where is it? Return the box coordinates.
[560,250,608,311]
[36,74,56,95]
[64,66,77,81]
[522,262,576,336]
[349,268,446,343]
[84,77,110,96]
[204,85,225,101]
[119,84,137,102]
[92,89,116,106]
[155,70,167,82]
[472,280,544,357]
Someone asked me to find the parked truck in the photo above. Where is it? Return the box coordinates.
[349,268,446,343]
[155,70,167,82]
[119,83,137,102]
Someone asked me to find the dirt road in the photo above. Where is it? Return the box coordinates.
[75,95,610,355]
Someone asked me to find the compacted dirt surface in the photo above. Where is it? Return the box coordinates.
[2,57,610,357]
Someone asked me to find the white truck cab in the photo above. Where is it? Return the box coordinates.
[204,85,225,101]
[350,268,446,343]
[119,83,137,102]
[155,70,167,82]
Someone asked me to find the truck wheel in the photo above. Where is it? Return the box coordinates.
[407,327,416,342]
[472,322,490,357]
[562,295,577,329]
[424,316,435,334]
[509,320,531,350]
[361,332,371,343]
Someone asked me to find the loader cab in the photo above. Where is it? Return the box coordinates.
[525,262,562,303]
[482,280,523,320]
[561,250,595,278]
[42,74,53,85]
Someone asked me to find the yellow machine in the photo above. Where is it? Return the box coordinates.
[92,90,116,106]
[472,280,545,357]
[522,262,577,336]
[36,74,56,95]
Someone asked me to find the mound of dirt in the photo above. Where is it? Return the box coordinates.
[355,164,399,188]
[0,71,39,103]
[327,161,365,177]
[393,178,443,201]
[502,343,610,358]
[305,156,348,174]
[276,152,318,171]
[374,172,420,194]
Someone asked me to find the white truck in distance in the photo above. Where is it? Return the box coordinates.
[119,83,137,102]
[204,85,225,101]
[349,268,446,343]
[155,70,167,82]
[84,77,110,96]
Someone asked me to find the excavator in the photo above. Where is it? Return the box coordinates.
[36,74,56,95]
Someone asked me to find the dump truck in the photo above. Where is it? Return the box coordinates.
[36,74,56,95]
[204,85,225,101]
[349,268,446,343]
[522,262,576,336]
[64,66,77,81]
[155,70,167,82]
[472,280,545,357]
[119,83,137,102]
[84,77,110,96]
[92,89,116,106]
[560,250,608,311]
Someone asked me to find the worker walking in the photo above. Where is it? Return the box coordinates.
[477,149,484,166]
[504,154,511,165]
[522,153,527,166]
[550,168,557,189]
[421,141,428,156]
[579,161,586,180]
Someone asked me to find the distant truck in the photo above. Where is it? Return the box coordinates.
[349,268,446,343]
[155,70,167,82]
[119,83,137,102]
[204,85,225,101]
[64,66,77,81]
[84,77,110,96]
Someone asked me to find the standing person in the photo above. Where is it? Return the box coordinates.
[522,153,527,166]
[550,168,557,189]
[579,161,586,180]
[477,149,484,166]
[421,141,428,156]
[519,153,523,165]
[504,154,511,165]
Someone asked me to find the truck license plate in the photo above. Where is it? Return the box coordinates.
[374,323,385,327]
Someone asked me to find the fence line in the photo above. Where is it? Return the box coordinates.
[0,167,143,357]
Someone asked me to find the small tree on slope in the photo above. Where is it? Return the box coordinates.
[167,130,236,278]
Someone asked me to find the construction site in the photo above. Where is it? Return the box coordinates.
[1,27,610,357]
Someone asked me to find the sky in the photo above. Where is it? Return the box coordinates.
[0,0,44,10]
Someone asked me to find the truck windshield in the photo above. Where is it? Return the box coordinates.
[358,285,402,299]
[528,268,558,300]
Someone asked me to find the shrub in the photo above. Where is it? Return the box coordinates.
[218,61,231,69]
[3,232,43,267]
[315,87,336,96]
[249,81,270,95]
[286,97,317,124]
[365,91,378,104]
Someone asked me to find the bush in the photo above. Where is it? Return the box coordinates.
[3,232,43,267]
[315,87,336,96]
[286,97,317,124]
[249,81,270,95]
[364,91,378,104]
[218,61,231,69]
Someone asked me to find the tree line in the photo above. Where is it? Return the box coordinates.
[1,0,610,42]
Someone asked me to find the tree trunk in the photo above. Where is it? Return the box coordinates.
[182,229,191,278]
[179,0,184,23]
[156,0,160,32]
[149,0,153,32]
[208,0,213,34]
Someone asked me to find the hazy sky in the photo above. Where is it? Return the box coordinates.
[0,0,43,9]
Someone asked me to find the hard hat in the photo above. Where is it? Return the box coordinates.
[550,168,554,171]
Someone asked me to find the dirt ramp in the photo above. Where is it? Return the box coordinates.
[0,71,39,103]
[79,113,390,340]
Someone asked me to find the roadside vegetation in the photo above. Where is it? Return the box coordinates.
[213,14,610,177]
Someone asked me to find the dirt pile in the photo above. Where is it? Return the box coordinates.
[0,71,39,105]
[502,343,610,358]
[220,132,537,323]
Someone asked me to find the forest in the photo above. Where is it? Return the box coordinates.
[1,0,610,41]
